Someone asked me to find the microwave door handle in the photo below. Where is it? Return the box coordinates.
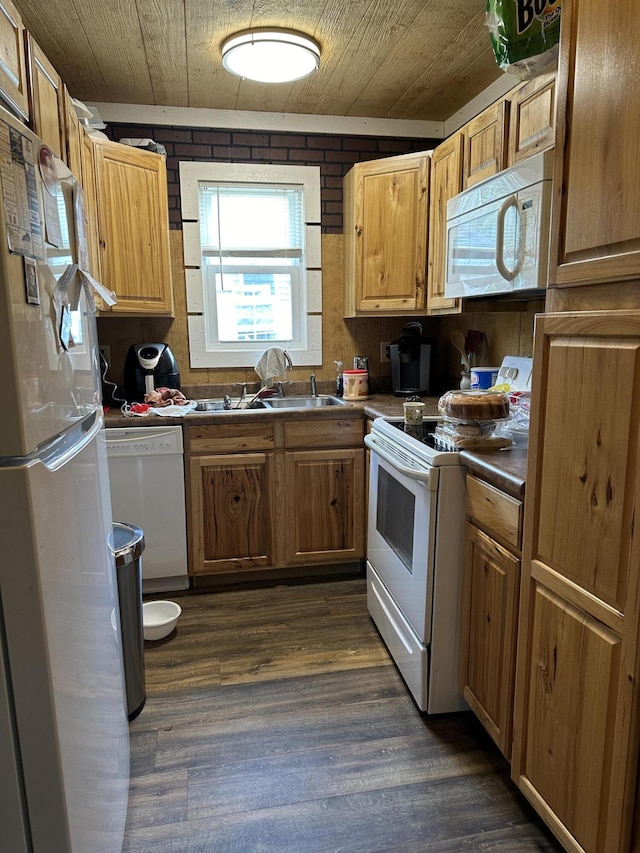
[495,195,519,281]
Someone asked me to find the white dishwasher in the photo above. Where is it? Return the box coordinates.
[105,425,189,592]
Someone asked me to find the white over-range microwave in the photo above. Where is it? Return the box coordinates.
[444,149,554,299]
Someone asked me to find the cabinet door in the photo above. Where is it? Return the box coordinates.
[25,34,64,159]
[344,153,429,315]
[189,452,274,575]
[93,138,173,315]
[80,131,103,289]
[0,0,28,120]
[507,71,556,166]
[549,0,640,288]
[462,100,507,189]
[512,311,640,853]
[426,133,462,315]
[63,86,82,180]
[284,448,365,565]
[461,524,520,759]
[517,581,622,853]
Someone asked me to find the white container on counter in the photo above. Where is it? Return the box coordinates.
[343,369,368,400]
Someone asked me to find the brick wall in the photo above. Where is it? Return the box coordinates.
[106,124,438,233]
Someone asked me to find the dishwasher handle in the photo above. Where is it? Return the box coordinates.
[104,425,184,455]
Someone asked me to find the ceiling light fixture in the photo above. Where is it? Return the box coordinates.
[221,28,320,83]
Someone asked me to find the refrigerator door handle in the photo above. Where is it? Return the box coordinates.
[39,412,102,472]
[0,412,103,472]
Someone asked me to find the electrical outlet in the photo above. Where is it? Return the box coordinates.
[380,341,391,362]
[99,345,111,365]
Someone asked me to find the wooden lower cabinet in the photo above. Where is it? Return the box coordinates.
[461,523,520,759]
[517,581,622,853]
[512,310,640,853]
[285,448,364,565]
[186,415,365,578]
[461,475,522,759]
[190,451,275,573]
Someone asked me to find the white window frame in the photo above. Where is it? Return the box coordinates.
[180,162,322,368]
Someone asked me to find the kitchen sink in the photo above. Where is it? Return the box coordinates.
[193,399,267,412]
[263,395,349,409]
[191,395,349,413]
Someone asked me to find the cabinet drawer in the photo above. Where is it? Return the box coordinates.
[284,418,364,449]
[466,475,523,551]
[187,422,275,454]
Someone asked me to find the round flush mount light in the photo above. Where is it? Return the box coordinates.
[221,28,320,83]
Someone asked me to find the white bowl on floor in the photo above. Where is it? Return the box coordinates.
[143,600,182,641]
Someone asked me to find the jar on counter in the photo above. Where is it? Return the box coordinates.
[343,369,368,400]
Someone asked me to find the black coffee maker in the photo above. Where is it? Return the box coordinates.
[124,343,180,402]
[389,322,431,397]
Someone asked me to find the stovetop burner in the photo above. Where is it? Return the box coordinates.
[386,418,462,450]
[369,417,463,467]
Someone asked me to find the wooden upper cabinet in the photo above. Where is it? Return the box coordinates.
[426,132,462,315]
[80,130,102,285]
[0,0,28,120]
[507,71,556,166]
[549,0,640,288]
[25,34,64,159]
[63,86,82,180]
[462,100,508,189]
[92,138,173,315]
[512,310,640,853]
[344,152,430,316]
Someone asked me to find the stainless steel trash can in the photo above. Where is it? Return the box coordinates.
[109,522,146,721]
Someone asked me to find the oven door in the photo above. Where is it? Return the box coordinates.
[367,442,438,642]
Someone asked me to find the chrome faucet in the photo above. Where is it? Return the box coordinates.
[232,382,247,408]
[310,373,317,397]
[283,350,293,371]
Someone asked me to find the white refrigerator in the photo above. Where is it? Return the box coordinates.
[0,106,129,850]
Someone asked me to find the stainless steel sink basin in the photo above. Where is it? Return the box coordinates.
[193,399,267,412]
[263,395,349,409]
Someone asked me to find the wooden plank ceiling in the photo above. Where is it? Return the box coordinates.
[14,0,503,121]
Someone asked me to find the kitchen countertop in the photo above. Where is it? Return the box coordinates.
[103,392,528,496]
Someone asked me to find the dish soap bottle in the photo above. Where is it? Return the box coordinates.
[334,360,344,397]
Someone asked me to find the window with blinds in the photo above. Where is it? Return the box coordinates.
[180,161,321,369]
[199,183,305,345]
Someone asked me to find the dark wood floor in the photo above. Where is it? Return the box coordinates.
[122,578,562,852]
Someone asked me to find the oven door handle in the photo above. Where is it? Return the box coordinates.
[364,434,437,489]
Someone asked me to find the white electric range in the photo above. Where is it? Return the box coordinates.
[364,416,468,713]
